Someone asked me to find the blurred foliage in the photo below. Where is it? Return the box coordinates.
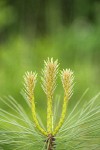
[0,0,100,114]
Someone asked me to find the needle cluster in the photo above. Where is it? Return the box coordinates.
[0,58,99,150]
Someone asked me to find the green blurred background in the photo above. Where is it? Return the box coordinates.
[0,0,100,116]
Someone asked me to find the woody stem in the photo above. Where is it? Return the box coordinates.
[46,134,55,150]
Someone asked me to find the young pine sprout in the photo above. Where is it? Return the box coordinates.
[24,71,47,136]
[0,58,100,150]
[41,58,59,136]
[53,69,74,135]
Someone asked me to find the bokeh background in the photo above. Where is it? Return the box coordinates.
[0,0,100,119]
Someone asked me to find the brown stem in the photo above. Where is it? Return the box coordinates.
[45,134,56,150]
